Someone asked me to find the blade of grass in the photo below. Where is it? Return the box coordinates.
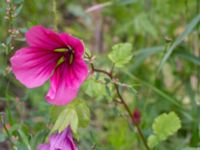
[131,46,164,71]
[18,129,32,150]
[125,71,183,108]
[158,14,200,71]
[176,51,200,66]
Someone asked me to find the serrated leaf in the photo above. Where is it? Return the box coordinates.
[108,43,133,67]
[51,108,78,134]
[148,112,181,148]
[82,77,105,97]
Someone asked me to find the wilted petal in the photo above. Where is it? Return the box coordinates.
[26,25,65,50]
[10,47,61,88]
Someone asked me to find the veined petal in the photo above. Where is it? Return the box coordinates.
[66,59,88,88]
[45,63,79,105]
[59,33,85,57]
[26,25,65,50]
[10,47,61,88]
[49,127,78,150]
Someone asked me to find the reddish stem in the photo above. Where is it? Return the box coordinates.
[88,60,150,150]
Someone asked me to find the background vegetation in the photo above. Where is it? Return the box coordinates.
[0,0,200,150]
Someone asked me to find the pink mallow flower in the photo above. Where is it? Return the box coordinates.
[37,127,78,150]
[10,25,88,105]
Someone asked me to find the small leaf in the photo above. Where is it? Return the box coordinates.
[105,85,111,96]
[6,36,11,45]
[82,77,105,97]
[15,4,23,15]
[108,43,133,67]
[51,108,78,134]
[147,135,159,148]
[85,47,91,57]
[69,100,90,128]
[147,112,181,148]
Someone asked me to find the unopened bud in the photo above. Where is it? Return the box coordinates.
[132,108,141,125]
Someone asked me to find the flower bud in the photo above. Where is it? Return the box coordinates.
[132,108,141,125]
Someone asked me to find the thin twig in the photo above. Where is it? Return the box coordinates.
[87,56,150,150]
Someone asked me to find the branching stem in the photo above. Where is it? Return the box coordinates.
[86,54,150,150]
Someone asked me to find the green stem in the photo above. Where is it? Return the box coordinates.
[52,0,58,31]
[1,115,15,147]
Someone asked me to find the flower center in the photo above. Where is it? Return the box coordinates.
[54,46,74,65]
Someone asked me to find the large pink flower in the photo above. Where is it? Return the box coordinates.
[37,126,78,150]
[10,25,88,105]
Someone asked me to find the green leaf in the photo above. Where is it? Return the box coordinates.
[51,107,78,134]
[159,14,200,71]
[147,135,159,148]
[82,77,105,97]
[30,130,48,150]
[18,129,32,150]
[0,134,6,142]
[125,72,182,108]
[50,100,90,136]
[85,47,91,57]
[15,4,23,16]
[182,148,200,150]
[132,46,164,71]
[108,43,133,67]
[69,100,90,128]
[176,51,200,66]
[13,0,24,4]
[147,112,181,148]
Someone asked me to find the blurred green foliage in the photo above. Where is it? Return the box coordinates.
[0,0,200,150]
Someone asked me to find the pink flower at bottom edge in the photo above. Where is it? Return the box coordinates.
[10,25,88,105]
[37,126,78,150]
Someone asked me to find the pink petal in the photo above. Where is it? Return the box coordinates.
[45,63,79,105]
[10,47,61,88]
[67,59,88,88]
[49,127,78,150]
[46,58,88,105]
[26,25,65,50]
[59,33,85,57]
[37,143,50,150]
